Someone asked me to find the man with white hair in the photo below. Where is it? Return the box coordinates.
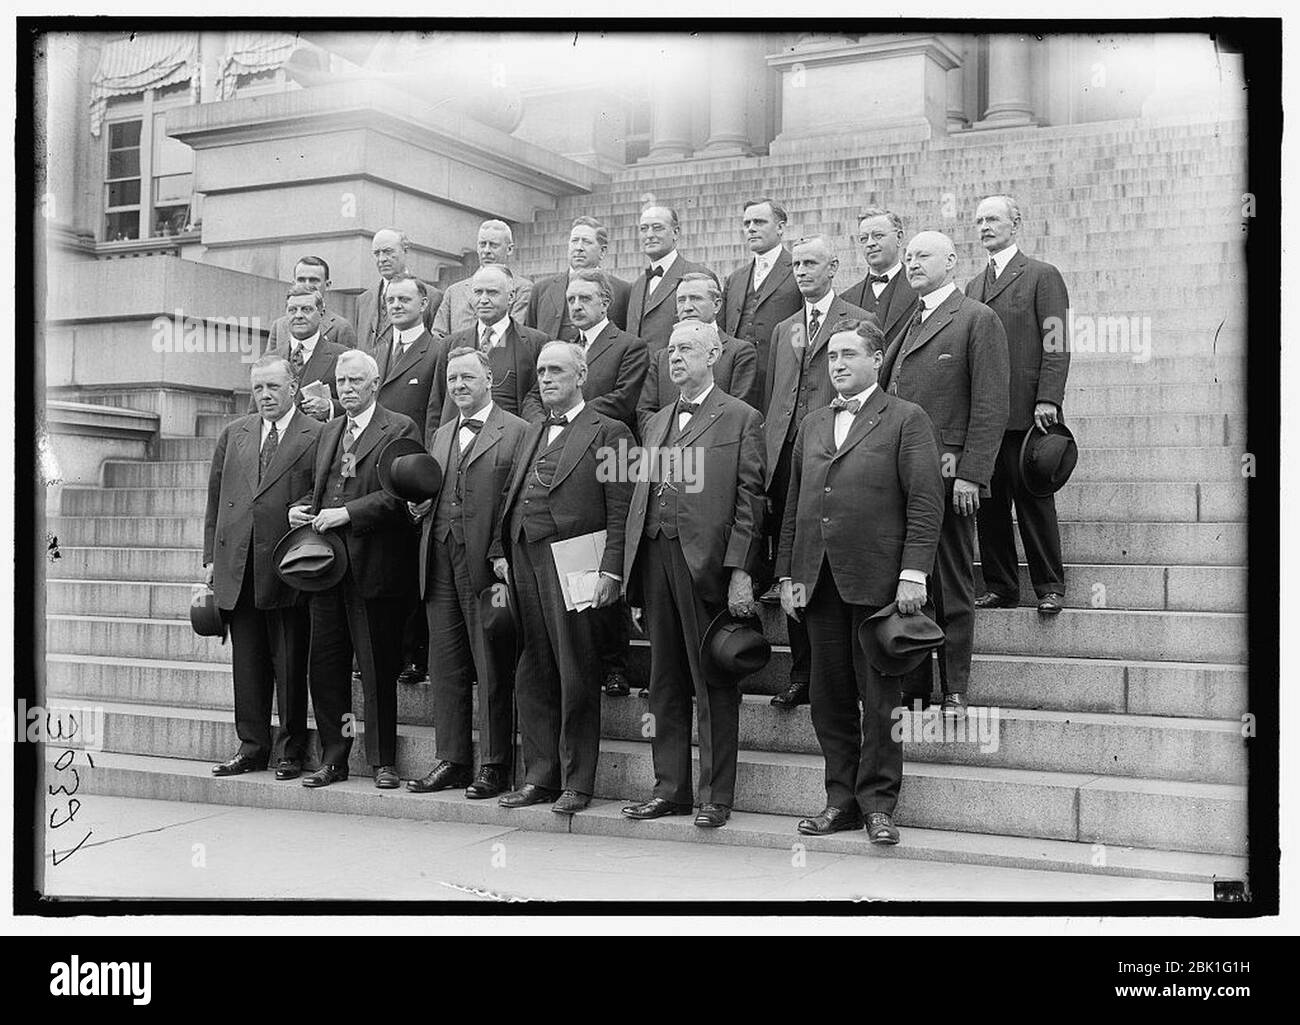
[355,228,443,348]
[288,349,423,790]
[433,219,534,336]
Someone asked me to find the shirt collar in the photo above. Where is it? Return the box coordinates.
[990,243,1019,275]
[479,314,512,345]
[583,318,610,343]
[262,406,296,439]
[393,323,424,346]
[681,381,715,407]
[551,398,585,424]
[805,290,836,317]
[461,400,494,426]
[651,249,679,274]
[347,402,376,433]
[838,383,878,410]
[920,281,958,310]
[292,331,320,355]
[876,262,903,282]
[754,244,783,269]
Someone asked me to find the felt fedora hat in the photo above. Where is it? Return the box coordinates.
[700,610,772,682]
[1019,422,1078,498]
[189,585,227,641]
[478,582,519,652]
[377,437,442,503]
[271,523,349,592]
[857,603,945,676]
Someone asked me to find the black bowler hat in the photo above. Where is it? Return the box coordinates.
[700,610,772,682]
[478,582,518,651]
[858,603,945,676]
[377,437,443,502]
[1019,422,1078,498]
[189,586,227,642]
[272,524,349,592]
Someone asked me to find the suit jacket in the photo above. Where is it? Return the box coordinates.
[776,387,944,608]
[626,253,716,355]
[762,293,870,487]
[964,250,1070,431]
[636,330,759,437]
[355,277,444,350]
[418,403,530,599]
[301,403,421,601]
[500,407,634,578]
[433,275,533,337]
[719,247,802,390]
[268,308,357,351]
[370,328,440,428]
[261,337,349,420]
[840,270,917,350]
[623,387,766,608]
[580,323,649,433]
[426,319,549,436]
[204,409,322,610]
[880,288,1010,490]
[527,270,631,336]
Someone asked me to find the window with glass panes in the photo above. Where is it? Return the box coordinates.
[101,88,196,242]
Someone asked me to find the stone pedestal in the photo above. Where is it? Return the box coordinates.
[973,34,1037,130]
[514,85,630,172]
[767,35,961,144]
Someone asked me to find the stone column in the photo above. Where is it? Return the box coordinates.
[945,36,970,132]
[974,34,1036,129]
[645,53,694,162]
[42,32,94,252]
[700,35,753,157]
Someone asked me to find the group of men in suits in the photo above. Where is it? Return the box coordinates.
[203,191,1069,839]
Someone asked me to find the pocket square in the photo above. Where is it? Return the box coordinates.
[936,353,953,360]
[408,378,420,385]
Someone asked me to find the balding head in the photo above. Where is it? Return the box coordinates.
[666,320,720,398]
[903,231,958,295]
[371,228,409,279]
[536,340,587,413]
[471,264,515,326]
[791,234,839,302]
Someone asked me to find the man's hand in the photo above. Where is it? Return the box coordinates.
[491,558,509,584]
[953,478,981,516]
[203,563,214,587]
[312,507,350,532]
[779,578,805,622]
[288,505,314,528]
[408,499,432,520]
[896,577,927,616]
[591,575,620,609]
[630,606,644,635]
[299,394,332,420]
[727,568,757,618]
[1033,401,1060,433]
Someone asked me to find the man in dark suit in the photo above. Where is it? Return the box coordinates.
[760,235,869,710]
[427,266,549,430]
[204,355,323,780]
[966,195,1071,616]
[498,341,634,814]
[526,215,631,339]
[777,317,944,842]
[620,321,766,829]
[370,271,441,687]
[882,231,1010,715]
[840,207,917,351]
[626,204,715,354]
[267,256,357,350]
[568,267,648,698]
[407,347,530,800]
[355,228,443,349]
[433,220,533,336]
[638,272,759,436]
[263,285,348,422]
[288,350,422,789]
[719,197,801,397]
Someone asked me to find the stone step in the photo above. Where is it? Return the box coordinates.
[1032,482,1244,523]
[58,750,1245,885]
[47,547,203,583]
[49,515,205,549]
[58,486,209,518]
[1025,382,1240,419]
[1066,447,1243,483]
[1066,356,1245,385]
[977,563,1245,612]
[1038,521,1245,565]
[1070,414,1243,449]
[157,436,220,461]
[103,460,212,488]
[197,412,241,438]
[44,701,1245,854]
[47,579,201,619]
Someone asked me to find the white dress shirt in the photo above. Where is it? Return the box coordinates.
[458,401,493,453]
[870,262,903,299]
[346,401,376,439]
[260,406,296,447]
[478,314,511,350]
[751,245,782,291]
[804,290,836,339]
[646,249,679,295]
[546,398,585,445]
[989,243,1019,278]
[290,331,319,364]
[392,323,423,352]
[919,281,958,321]
[677,382,714,433]
[580,318,610,352]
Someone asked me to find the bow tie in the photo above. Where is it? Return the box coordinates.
[677,400,700,416]
[646,265,664,280]
[831,396,862,415]
[868,273,891,284]
[459,419,483,434]
[545,412,570,428]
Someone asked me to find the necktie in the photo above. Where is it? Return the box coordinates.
[985,259,998,293]
[830,396,862,414]
[546,412,569,428]
[869,273,890,285]
[456,418,481,463]
[753,258,769,290]
[343,419,359,453]
[259,422,279,483]
[479,324,493,353]
[459,419,484,434]
[647,264,665,282]
[677,400,700,416]
[807,307,822,343]
[289,343,305,379]
[376,282,388,331]
[905,302,925,345]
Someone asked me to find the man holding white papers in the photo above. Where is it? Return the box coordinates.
[497,341,634,814]
[620,321,766,828]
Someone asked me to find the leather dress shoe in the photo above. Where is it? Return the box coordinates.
[602,670,630,697]
[212,753,267,776]
[941,693,969,717]
[695,803,731,828]
[622,797,692,820]
[499,783,561,808]
[397,663,428,685]
[374,764,401,789]
[302,764,348,788]
[866,812,900,845]
[758,581,784,605]
[1037,593,1064,615]
[407,760,471,793]
[552,789,591,815]
[771,679,810,708]
[465,764,508,800]
[797,805,863,836]
[274,759,302,781]
[975,592,1018,609]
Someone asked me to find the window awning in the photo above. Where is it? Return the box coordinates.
[90,32,198,136]
[217,31,299,99]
